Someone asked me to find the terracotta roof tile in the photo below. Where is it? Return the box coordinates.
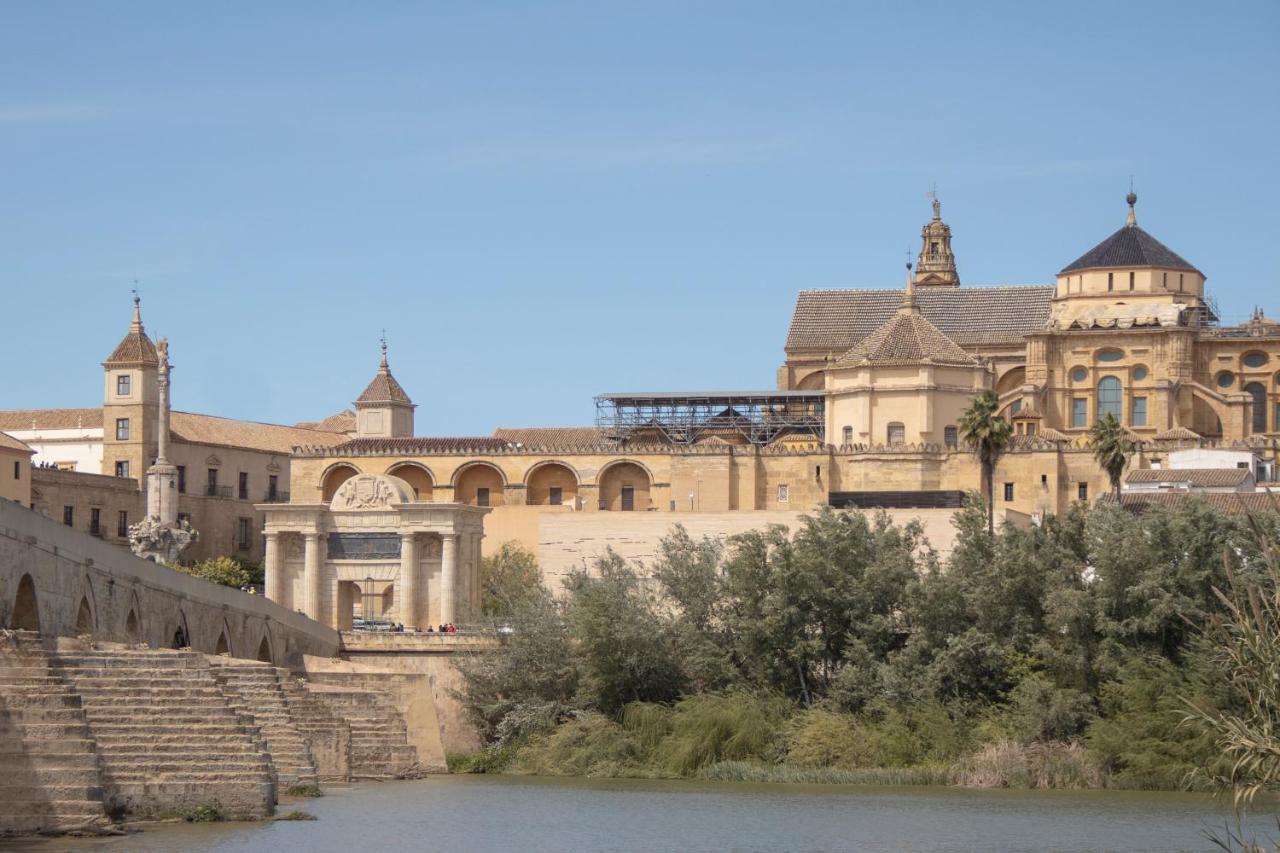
[1126,468,1252,487]
[786,285,1054,354]
[104,331,158,366]
[1106,492,1280,515]
[492,427,606,448]
[1152,426,1201,441]
[0,431,33,453]
[314,436,511,455]
[295,409,357,433]
[168,411,349,454]
[356,364,413,405]
[834,306,976,367]
[0,408,104,431]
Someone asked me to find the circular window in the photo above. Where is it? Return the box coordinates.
[1243,352,1270,368]
[1071,367,1088,382]
[1217,371,1235,389]
[1097,350,1124,363]
[1132,366,1148,381]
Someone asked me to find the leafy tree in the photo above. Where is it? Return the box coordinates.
[174,555,262,589]
[480,541,545,618]
[1088,413,1134,500]
[958,390,1013,534]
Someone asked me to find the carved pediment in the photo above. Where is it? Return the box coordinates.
[205,454,222,467]
[330,473,414,511]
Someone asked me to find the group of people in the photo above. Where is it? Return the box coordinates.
[426,623,459,633]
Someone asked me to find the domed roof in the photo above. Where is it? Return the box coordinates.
[834,282,976,368]
[1060,194,1199,274]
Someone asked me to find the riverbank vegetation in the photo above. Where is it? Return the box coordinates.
[454,499,1279,793]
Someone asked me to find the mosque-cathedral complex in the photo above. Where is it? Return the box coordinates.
[3,192,1279,625]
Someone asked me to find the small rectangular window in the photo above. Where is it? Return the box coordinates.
[268,474,279,501]
[63,505,74,527]
[549,486,563,506]
[1078,482,1088,501]
[1128,271,1135,291]
[115,460,129,479]
[1071,398,1088,428]
[115,418,130,440]
[237,517,251,551]
[944,425,958,448]
[12,460,18,479]
[777,484,790,503]
[238,472,249,500]
[476,487,490,507]
[177,465,186,493]
[89,507,101,535]
[117,510,129,538]
[1131,397,1147,427]
[842,426,853,446]
[207,468,218,496]
[1107,272,1114,291]
[116,374,131,396]
[1003,482,1015,502]
[1178,273,1184,291]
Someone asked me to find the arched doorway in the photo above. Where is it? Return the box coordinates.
[171,612,190,649]
[214,632,230,656]
[125,609,140,643]
[75,597,94,635]
[257,635,273,664]
[598,461,651,512]
[387,463,434,501]
[321,464,360,502]
[1245,382,1268,434]
[526,462,578,507]
[11,574,39,632]
[455,463,505,507]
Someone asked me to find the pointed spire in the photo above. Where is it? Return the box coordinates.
[130,288,144,333]
[901,259,918,312]
[1125,184,1137,228]
[105,290,158,366]
[379,330,390,372]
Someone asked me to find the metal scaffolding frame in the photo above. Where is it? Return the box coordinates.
[594,391,825,446]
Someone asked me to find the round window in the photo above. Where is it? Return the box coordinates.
[1070,367,1088,382]
[1243,352,1270,368]
[1097,350,1124,363]
[1217,371,1235,389]
[1132,366,1148,381]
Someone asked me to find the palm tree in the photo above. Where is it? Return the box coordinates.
[958,390,1013,535]
[1088,413,1134,501]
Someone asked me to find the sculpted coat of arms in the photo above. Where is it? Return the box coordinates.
[336,474,398,509]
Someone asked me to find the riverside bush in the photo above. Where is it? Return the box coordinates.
[455,500,1272,792]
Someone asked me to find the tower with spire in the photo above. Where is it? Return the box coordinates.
[354,336,416,438]
[102,293,161,485]
[914,194,960,287]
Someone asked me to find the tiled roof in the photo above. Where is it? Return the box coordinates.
[0,408,104,431]
[1060,225,1198,274]
[295,410,357,433]
[1106,492,1280,516]
[317,436,512,456]
[1126,468,1253,487]
[1152,426,1201,441]
[493,427,606,447]
[785,286,1054,353]
[834,306,976,367]
[168,411,350,455]
[0,431,33,454]
[104,330,158,366]
[356,363,413,405]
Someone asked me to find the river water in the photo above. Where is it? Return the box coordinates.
[4,776,1274,853]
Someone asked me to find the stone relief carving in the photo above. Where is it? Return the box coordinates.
[285,535,305,560]
[334,474,399,509]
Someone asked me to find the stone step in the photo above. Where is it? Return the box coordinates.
[0,750,100,768]
[0,722,93,739]
[0,784,103,802]
[0,707,89,723]
[0,693,82,709]
[0,765,102,786]
[98,760,274,774]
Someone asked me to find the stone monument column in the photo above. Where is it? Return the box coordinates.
[303,532,323,623]
[440,533,458,625]
[399,532,419,629]
[263,531,281,602]
[470,532,483,614]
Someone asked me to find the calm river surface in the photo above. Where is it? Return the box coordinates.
[4,775,1275,853]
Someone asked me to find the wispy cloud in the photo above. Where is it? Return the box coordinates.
[424,135,798,174]
[0,103,116,124]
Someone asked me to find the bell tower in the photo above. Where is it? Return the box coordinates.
[102,294,159,481]
[914,194,960,287]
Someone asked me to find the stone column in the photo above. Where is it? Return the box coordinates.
[264,531,281,603]
[399,532,419,629]
[303,532,323,624]
[440,533,458,625]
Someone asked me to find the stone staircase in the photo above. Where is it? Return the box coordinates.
[50,646,277,820]
[276,672,352,782]
[0,631,111,836]
[304,685,419,779]
[207,658,318,788]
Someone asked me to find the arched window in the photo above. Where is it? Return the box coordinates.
[1096,377,1122,421]
[887,423,905,446]
[944,425,958,448]
[1245,382,1267,433]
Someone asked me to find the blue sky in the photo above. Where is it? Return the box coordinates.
[3,1,1278,434]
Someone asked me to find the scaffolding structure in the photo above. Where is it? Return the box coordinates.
[595,391,825,447]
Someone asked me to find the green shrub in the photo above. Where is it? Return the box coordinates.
[447,741,525,774]
[515,714,641,777]
[183,802,224,822]
[653,694,788,776]
[784,709,862,768]
[276,810,317,821]
[702,760,955,786]
[284,783,323,798]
